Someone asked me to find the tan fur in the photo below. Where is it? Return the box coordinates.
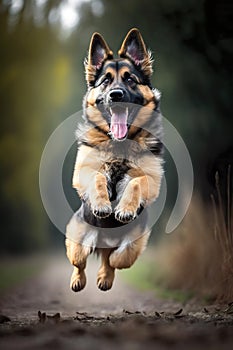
[132,104,156,127]
[104,66,117,77]
[128,107,158,143]
[97,249,115,290]
[137,85,156,105]
[86,128,109,145]
[129,155,163,204]
[72,146,111,214]
[65,239,90,291]
[115,180,141,222]
[85,106,109,133]
[109,232,150,269]
[115,155,163,223]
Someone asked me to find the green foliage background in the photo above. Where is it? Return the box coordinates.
[0,0,232,253]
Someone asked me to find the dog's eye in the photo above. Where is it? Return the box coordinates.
[125,76,136,87]
[102,77,110,86]
[126,77,133,83]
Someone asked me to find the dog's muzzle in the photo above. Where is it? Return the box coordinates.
[107,89,125,103]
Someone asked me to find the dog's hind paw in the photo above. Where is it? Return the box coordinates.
[71,280,84,292]
[97,274,114,291]
[92,203,112,218]
[70,271,86,292]
[97,279,112,291]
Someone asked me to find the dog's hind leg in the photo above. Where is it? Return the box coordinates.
[65,210,97,292]
[109,231,150,270]
[65,238,92,292]
[97,248,115,291]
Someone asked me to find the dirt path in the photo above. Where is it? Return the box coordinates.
[0,254,233,349]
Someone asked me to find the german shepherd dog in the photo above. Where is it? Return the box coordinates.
[65,28,163,292]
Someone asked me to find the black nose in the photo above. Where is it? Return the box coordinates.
[109,89,124,102]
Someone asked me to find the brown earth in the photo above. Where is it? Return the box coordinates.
[0,253,233,350]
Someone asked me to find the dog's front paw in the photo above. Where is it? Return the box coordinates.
[92,202,112,218]
[115,207,137,223]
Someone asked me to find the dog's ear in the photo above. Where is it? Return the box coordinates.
[85,32,113,85]
[118,28,153,77]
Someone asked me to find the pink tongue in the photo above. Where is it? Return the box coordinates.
[110,110,128,139]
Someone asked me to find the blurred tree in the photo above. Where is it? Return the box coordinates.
[0,0,75,253]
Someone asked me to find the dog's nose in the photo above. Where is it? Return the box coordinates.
[109,89,124,102]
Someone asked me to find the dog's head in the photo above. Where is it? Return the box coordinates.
[84,28,160,141]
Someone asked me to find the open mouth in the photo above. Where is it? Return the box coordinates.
[109,105,128,140]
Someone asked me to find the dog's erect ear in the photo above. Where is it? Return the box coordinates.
[118,28,153,77]
[85,32,113,85]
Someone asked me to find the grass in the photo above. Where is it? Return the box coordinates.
[140,166,233,303]
[210,166,233,301]
[120,256,194,303]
